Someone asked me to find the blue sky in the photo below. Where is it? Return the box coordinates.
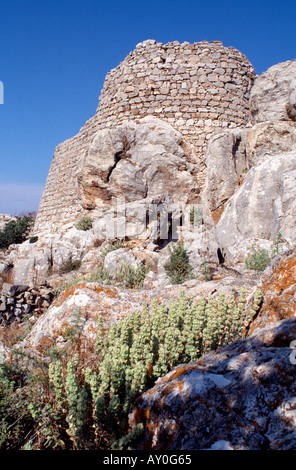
[0,0,295,214]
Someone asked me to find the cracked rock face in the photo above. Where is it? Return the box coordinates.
[214,150,296,251]
[250,59,296,123]
[77,116,200,212]
[129,317,296,450]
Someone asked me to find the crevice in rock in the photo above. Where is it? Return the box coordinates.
[106,152,122,183]
[246,294,264,336]
[106,135,131,183]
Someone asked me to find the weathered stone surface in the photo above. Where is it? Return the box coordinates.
[129,317,296,450]
[248,248,296,334]
[246,121,296,163]
[78,116,199,212]
[250,59,296,123]
[103,248,142,275]
[202,127,249,225]
[214,150,296,257]
[0,214,16,231]
[12,228,96,285]
[202,121,296,228]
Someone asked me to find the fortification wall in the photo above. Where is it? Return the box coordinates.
[34,39,255,233]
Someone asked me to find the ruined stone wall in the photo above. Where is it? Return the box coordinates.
[34,39,255,233]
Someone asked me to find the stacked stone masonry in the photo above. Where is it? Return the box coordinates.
[34,39,255,233]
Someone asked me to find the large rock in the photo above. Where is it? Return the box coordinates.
[11,228,96,285]
[77,116,200,213]
[250,60,296,123]
[248,248,296,334]
[202,121,296,229]
[202,127,249,226]
[0,214,16,231]
[129,317,296,450]
[214,150,296,256]
[103,248,142,275]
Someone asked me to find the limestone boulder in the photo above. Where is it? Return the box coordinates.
[16,282,146,355]
[11,227,96,285]
[103,248,142,276]
[77,116,199,212]
[214,151,296,257]
[250,59,296,123]
[202,127,249,226]
[129,317,296,450]
[202,121,296,229]
[246,121,296,163]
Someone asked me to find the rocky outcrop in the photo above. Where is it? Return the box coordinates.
[0,214,16,231]
[129,317,296,450]
[248,248,296,334]
[250,60,296,123]
[78,116,199,212]
[202,121,296,229]
[214,149,296,254]
[200,59,296,263]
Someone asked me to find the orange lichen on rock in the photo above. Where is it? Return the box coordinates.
[248,249,296,334]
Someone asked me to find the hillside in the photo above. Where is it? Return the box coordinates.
[0,40,296,450]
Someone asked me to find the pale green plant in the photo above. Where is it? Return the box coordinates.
[245,246,271,273]
[0,287,262,450]
[75,215,93,231]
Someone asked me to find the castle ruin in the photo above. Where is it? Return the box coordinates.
[34,39,255,233]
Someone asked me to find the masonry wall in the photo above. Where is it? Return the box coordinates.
[34,39,256,233]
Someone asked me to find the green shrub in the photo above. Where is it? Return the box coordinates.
[0,364,33,449]
[0,214,34,250]
[0,288,262,450]
[60,259,82,273]
[164,241,193,284]
[271,231,285,258]
[100,240,125,261]
[201,258,211,281]
[75,215,93,231]
[114,263,148,289]
[245,245,271,273]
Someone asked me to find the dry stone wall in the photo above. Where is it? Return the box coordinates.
[34,39,255,233]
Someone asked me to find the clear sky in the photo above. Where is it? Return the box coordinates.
[0,0,295,215]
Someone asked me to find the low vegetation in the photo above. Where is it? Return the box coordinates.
[164,241,193,284]
[113,263,148,289]
[60,259,82,273]
[245,233,285,273]
[0,288,262,450]
[74,215,93,231]
[245,246,271,273]
[0,213,35,250]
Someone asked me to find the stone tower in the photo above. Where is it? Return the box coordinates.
[34,39,255,234]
